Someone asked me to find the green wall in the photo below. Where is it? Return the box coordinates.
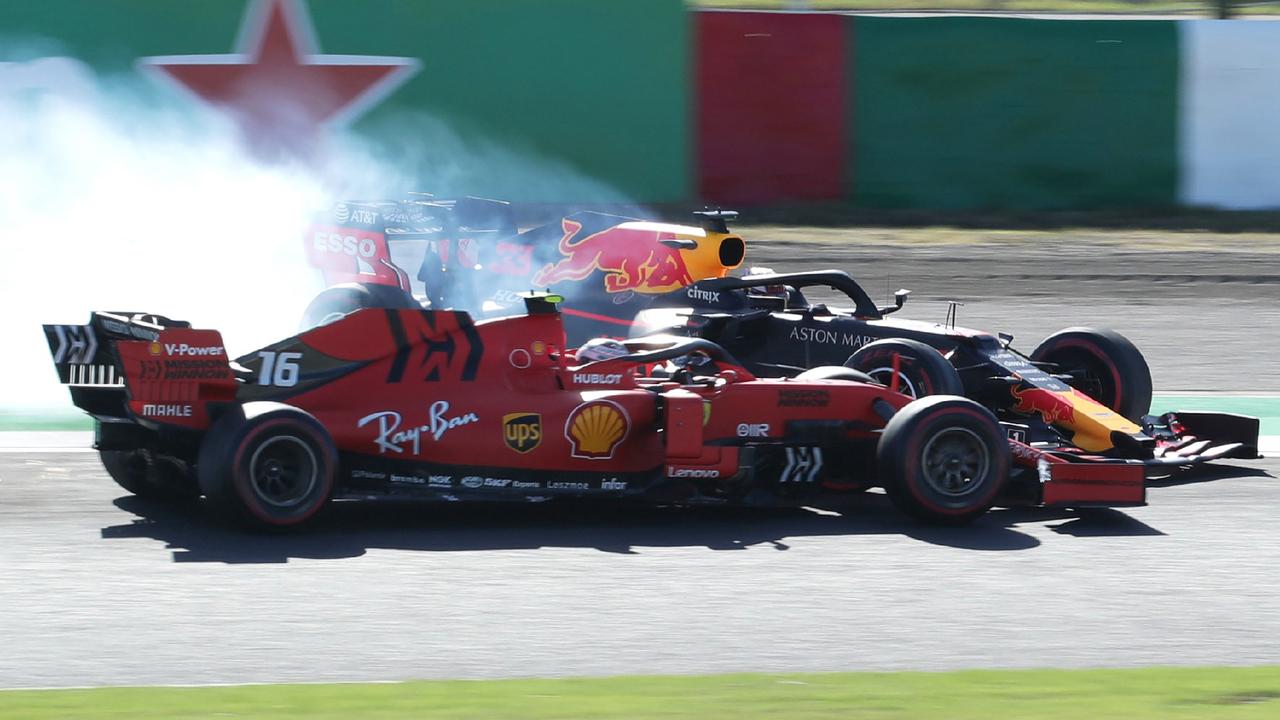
[851,17,1179,210]
[0,0,690,203]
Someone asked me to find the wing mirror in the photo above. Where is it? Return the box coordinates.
[878,288,910,315]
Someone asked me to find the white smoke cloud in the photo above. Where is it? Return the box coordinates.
[0,55,632,411]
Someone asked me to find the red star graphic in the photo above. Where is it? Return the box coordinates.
[138,0,418,156]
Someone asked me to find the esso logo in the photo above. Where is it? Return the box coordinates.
[313,232,377,258]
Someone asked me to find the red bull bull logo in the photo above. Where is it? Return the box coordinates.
[1010,386,1077,426]
[533,219,694,294]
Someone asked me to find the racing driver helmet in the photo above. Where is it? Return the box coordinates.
[577,338,628,363]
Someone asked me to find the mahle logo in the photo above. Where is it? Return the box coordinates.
[503,413,542,453]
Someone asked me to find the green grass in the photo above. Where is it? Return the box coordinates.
[3,667,1280,719]
[0,410,91,431]
[693,1,1277,16]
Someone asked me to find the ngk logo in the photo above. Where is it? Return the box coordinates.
[313,231,378,258]
[164,343,224,356]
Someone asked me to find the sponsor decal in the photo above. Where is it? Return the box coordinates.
[334,202,350,224]
[686,287,720,303]
[600,478,627,490]
[503,413,542,453]
[350,469,386,480]
[788,327,876,348]
[312,231,378,259]
[572,372,623,385]
[163,343,225,357]
[737,423,770,438]
[532,218,695,294]
[149,358,227,381]
[565,400,630,459]
[390,473,426,485]
[531,341,547,356]
[356,400,479,455]
[100,319,158,342]
[512,480,541,489]
[429,475,453,489]
[780,447,823,483]
[777,389,830,408]
[490,289,524,305]
[140,403,193,418]
[459,476,514,489]
[148,342,162,356]
[667,466,719,479]
[1010,386,1076,425]
[548,481,590,490]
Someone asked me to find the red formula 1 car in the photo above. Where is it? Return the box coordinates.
[44,296,1148,531]
[303,196,745,342]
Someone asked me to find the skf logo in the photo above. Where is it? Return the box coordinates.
[565,400,630,459]
[503,413,542,454]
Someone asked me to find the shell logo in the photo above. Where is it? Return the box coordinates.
[565,400,630,459]
[148,342,162,356]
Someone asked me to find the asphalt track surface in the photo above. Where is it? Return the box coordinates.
[1,234,1277,689]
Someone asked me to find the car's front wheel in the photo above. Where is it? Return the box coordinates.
[877,396,1009,525]
[1030,327,1152,422]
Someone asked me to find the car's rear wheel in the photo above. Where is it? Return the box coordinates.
[300,283,418,330]
[197,403,337,531]
[878,396,1009,525]
[844,338,963,398]
[1030,327,1152,422]
[100,450,200,500]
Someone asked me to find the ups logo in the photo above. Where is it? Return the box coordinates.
[503,413,542,453]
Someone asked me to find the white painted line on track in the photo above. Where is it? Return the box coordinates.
[0,431,94,452]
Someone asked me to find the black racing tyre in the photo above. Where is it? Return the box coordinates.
[877,396,1009,525]
[300,283,417,330]
[844,338,963,398]
[795,366,876,384]
[197,403,337,530]
[100,450,200,500]
[1030,327,1152,422]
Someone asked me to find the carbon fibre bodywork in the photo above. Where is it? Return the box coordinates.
[633,270,1260,475]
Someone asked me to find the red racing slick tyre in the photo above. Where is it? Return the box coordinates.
[795,366,876,384]
[300,282,418,330]
[1030,327,1152,423]
[878,396,1010,525]
[197,402,337,531]
[844,338,963,399]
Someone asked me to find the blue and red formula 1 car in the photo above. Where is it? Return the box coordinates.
[45,295,1151,531]
[302,196,745,342]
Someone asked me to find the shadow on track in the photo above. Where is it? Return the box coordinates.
[98,490,1162,564]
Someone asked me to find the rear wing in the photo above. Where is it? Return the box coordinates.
[43,311,237,429]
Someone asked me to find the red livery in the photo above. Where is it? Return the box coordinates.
[44,296,1149,531]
